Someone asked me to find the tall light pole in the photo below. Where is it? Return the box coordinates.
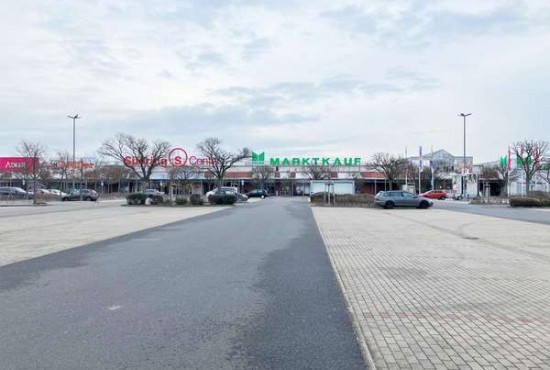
[68,114,80,190]
[459,113,472,197]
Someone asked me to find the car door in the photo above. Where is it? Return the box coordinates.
[401,191,418,207]
[391,192,405,206]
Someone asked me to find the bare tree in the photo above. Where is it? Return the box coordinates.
[17,141,46,204]
[166,165,202,202]
[38,161,54,189]
[196,138,250,187]
[541,157,550,188]
[52,150,72,192]
[252,166,274,189]
[492,161,519,196]
[512,140,549,195]
[303,164,331,180]
[100,165,132,193]
[368,152,407,190]
[99,133,171,193]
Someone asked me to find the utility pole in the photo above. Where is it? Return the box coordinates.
[68,114,80,191]
[459,113,472,197]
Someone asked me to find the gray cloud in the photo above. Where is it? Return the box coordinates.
[242,37,272,60]
[214,74,434,108]
[116,103,316,135]
[322,1,542,48]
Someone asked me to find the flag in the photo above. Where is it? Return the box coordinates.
[535,148,541,170]
[500,156,507,168]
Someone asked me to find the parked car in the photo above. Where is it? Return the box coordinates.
[208,189,248,202]
[145,189,164,197]
[206,187,239,198]
[47,189,67,197]
[246,189,268,198]
[420,190,448,200]
[374,191,433,209]
[61,189,98,201]
[35,189,54,195]
[0,187,32,199]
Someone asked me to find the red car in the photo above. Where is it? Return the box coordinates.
[420,190,447,200]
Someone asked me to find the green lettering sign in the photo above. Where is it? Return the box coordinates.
[255,150,362,167]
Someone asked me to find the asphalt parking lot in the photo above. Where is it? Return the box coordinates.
[0,198,365,370]
[0,199,228,267]
[434,199,550,225]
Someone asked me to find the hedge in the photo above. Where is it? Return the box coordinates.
[175,197,188,205]
[126,193,147,205]
[208,194,237,205]
[190,194,204,206]
[150,195,164,205]
[510,197,543,207]
[310,192,375,207]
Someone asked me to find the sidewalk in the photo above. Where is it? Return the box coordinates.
[313,207,550,370]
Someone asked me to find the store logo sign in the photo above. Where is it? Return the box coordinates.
[252,151,265,165]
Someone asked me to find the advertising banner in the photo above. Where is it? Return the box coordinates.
[0,157,39,172]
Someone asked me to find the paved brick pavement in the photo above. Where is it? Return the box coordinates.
[312,207,550,370]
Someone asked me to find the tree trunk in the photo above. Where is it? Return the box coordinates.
[141,179,148,193]
[169,180,174,203]
[32,176,37,205]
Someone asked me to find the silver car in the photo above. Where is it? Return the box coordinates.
[374,191,433,209]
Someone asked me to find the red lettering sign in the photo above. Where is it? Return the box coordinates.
[0,157,40,172]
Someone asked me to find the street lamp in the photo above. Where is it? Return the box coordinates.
[67,114,80,190]
[459,113,472,197]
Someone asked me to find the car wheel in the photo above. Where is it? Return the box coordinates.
[384,201,395,209]
[439,197,445,200]
[62,197,67,202]
[261,195,265,199]
[419,201,429,209]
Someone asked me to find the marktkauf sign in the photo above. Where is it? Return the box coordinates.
[252,151,361,167]
[0,157,39,172]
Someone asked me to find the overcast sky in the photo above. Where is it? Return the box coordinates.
[1,0,550,162]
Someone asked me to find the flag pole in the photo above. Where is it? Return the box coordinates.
[507,145,511,198]
[405,146,408,189]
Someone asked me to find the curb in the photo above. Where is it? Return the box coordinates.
[311,209,377,370]
[329,257,378,370]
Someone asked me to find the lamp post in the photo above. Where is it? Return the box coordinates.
[67,114,80,191]
[459,113,472,197]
